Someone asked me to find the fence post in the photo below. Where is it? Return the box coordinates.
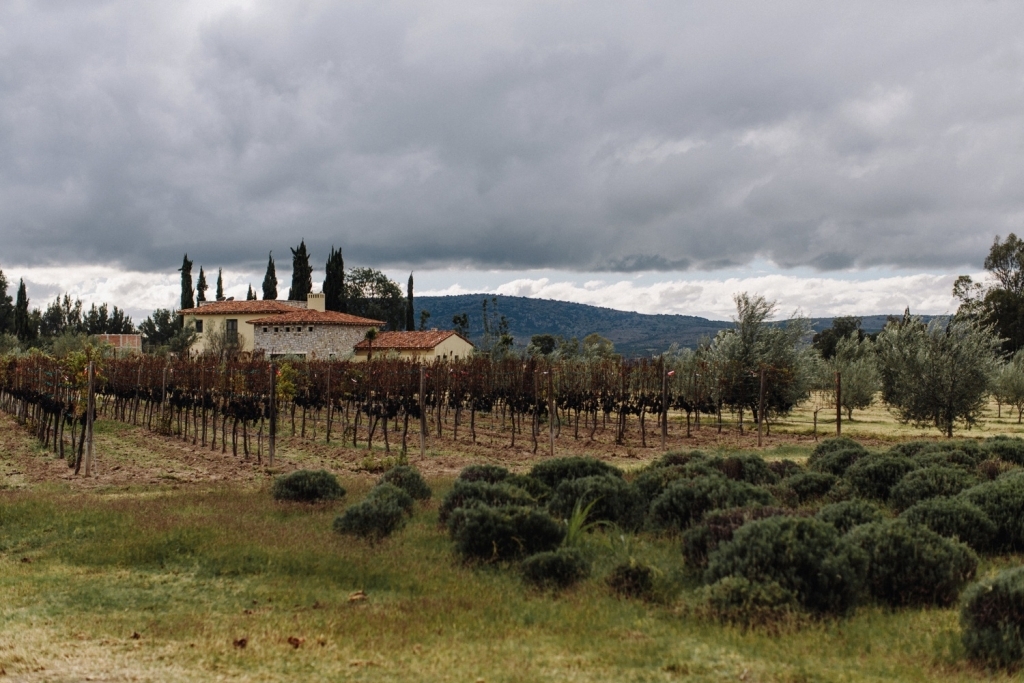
[269,362,277,466]
[757,367,766,448]
[84,361,95,477]
[835,371,842,437]
[325,363,332,443]
[419,365,426,459]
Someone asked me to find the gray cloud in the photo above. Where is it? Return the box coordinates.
[1,1,1022,274]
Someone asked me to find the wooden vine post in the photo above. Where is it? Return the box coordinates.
[835,371,842,437]
[661,361,668,449]
[757,367,766,448]
[547,368,555,458]
[84,361,95,477]
[419,365,426,459]
[269,362,277,466]
[325,363,332,443]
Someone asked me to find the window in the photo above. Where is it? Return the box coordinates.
[194,320,203,333]
[308,326,313,332]
[285,327,290,332]
[226,319,238,346]
[262,327,268,333]
[274,327,279,333]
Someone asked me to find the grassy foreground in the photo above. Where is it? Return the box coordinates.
[1,406,1022,682]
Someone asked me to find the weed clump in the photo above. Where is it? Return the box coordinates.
[847,520,977,608]
[900,497,996,552]
[607,561,655,599]
[705,516,867,616]
[447,505,564,562]
[378,465,432,500]
[650,476,774,532]
[815,499,885,534]
[521,547,589,589]
[961,566,1024,668]
[271,469,346,503]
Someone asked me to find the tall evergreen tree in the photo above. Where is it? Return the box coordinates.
[323,246,346,312]
[13,279,31,341]
[216,268,225,301]
[179,254,194,312]
[0,266,14,334]
[246,285,256,300]
[288,240,313,301]
[196,267,208,303]
[262,252,278,300]
[406,273,415,331]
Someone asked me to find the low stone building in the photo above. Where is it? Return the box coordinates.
[248,309,383,359]
[352,330,475,361]
[179,299,305,355]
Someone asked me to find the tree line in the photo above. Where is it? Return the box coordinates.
[0,266,134,355]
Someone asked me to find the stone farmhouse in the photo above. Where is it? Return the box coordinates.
[179,293,383,358]
[353,330,475,361]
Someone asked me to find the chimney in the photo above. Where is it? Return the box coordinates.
[306,292,326,312]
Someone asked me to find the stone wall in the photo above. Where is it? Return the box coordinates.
[253,323,371,358]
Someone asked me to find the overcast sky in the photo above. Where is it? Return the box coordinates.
[1,1,1021,320]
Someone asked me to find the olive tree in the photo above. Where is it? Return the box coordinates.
[875,314,1000,437]
[830,335,879,420]
[994,350,1024,423]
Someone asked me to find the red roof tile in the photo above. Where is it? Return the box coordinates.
[179,300,301,315]
[353,330,473,351]
[247,309,384,326]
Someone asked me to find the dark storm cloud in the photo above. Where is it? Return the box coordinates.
[1,1,1022,273]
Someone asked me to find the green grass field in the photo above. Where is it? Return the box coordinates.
[1,402,1022,681]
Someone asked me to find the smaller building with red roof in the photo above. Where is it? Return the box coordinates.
[353,330,475,361]
[249,308,383,359]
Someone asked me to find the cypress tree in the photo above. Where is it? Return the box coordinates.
[216,268,225,301]
[288,239,313,301]
[0,266,14,334]
[246,285,257,300]
[262,252,278,300]
[406,273,415,331]
[323,246,346,313]
[13,279,31,341]
[179,254,194,312]
[196,267,208,303]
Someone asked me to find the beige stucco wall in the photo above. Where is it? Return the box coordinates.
[184,314,263,355]
[353,335,475,361]
[252,323,373,358]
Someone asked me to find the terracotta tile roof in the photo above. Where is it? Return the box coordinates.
[247,309,384,326]
[354,330,473,351]
[179,300,301,315]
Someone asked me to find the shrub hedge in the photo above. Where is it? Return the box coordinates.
[365,482,414,515]
[271,469,346,503]
[847,520,977,607]
[717,454,779,485]
[959,475,1024,551]
[547,474,645,530]
[438,480,536,525]
[607,561,655,599]
[888,466,977,511]
[520,547,589,589]
[447,505,565,562]
[899,497,996,553]
[784,472,838,503]
[705,516,867,616]
[815,499,885,534]
[844,455,919,500]
[650,476,774,532]
[333,496,406,541]
[378,465,432,500]
[986,437,1024,466]
[529,456,622,489]
[807,438,868,476]
[681,506,794,568]
[961,566,1024,668]
[457,464,510,484]
[700,576,799,627]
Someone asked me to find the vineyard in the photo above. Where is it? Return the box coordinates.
[0,352,756,470]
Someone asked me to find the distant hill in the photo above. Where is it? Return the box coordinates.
[415,294,934,358]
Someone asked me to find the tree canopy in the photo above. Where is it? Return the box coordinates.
[288,240,313,301]
[262,252,278,300]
